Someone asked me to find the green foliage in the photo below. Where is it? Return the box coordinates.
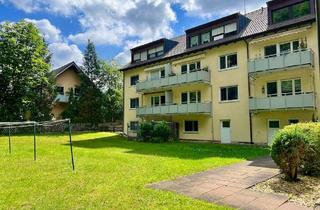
[138,121,171,143]
[271,129,308,181]
[282,123,320,176]
[138,121,154,142]
[0,21,56,121]
[153,121,171,143]
[62,40,123,124]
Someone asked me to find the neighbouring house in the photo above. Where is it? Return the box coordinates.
[51,61,82,119]
[121,0,320,144]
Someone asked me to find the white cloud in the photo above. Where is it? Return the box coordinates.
[176,0,268,18]
[24,18,61,43]
[49,42,83,68]
[23,18,83,68]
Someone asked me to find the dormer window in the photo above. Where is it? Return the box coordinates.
[148,46,164,59]
[212,22,237,41]
[190,36,199,47]
[133,53,141,62]
[201,32,210,44]
[272,0,310,24]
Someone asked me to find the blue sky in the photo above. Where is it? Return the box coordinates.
[0,0,266,68]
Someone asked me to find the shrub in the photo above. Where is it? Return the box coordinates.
[138,121,154,142]
[271,129,308,181]
[137,121,172,143]
[283,123,320,176]
[153,121,171,143]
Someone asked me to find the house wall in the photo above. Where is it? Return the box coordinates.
[52,68,81,119]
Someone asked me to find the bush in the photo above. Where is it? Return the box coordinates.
[137,121,171,143]
[153,121,171,143]
[271,129,308,181]
[138,121,154,142]
[282,123,320,176]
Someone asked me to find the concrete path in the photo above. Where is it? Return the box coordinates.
[149,156,313,210]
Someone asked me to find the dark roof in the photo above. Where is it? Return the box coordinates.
[120,7,316,71]
[52,61,83,77]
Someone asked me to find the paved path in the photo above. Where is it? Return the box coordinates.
[149,156,313,210]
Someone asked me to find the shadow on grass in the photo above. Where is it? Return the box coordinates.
[66,134,270,160]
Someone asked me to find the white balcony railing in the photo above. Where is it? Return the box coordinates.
[248,49,314,74]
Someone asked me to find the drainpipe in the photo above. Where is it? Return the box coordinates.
[245,40,254,144]
[316,0,320,67]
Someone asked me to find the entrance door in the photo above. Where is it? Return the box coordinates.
[221,120,231,144]
[268,120,280,145]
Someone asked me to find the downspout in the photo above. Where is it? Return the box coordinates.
[245,40,254,144]
[122,71,125,134]
[317,0,320,67]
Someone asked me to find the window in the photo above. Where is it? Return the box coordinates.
[281,79,302,96]
[57,86,64,95]
[280,42,291,55]
[160,69,165,78]
[130,75,139,86]
[181,65,188,74]
[272,1,311,24]
[269,120,280,128]
[181,93,188,104]
[181,61,201,74]
[212,26,224,37]
[133,53,141,62]
[185,121,198,132]
[151,95,165,106]
[220,54,237,70]
[141,51,147,61]
[130,98,139,109]
[292,1,310,18]
[190,36,199,47]
[267,82,278,97]
[74,87,80,96]
[220,86,238,101]
[224,23,237,34]
[289,119,299,125]
[201,32,210,44]
[181,91,201,104]
[272,7,290,24]
[148,45,164,59]
[129,121,139,131]
[265,45,277,57]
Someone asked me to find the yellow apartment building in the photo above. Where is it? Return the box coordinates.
[121,0,320,144]
[51,62,82,119]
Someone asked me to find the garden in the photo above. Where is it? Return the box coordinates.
[0,132,268,209]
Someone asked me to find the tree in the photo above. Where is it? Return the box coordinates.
[0,21,56,121]
[101,61,123,122]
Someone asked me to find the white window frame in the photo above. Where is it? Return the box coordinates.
[130,98,139,109]
[190,35,199,47]
[280,78,302,96]
[184,120,199,133]
[180,61,201,74]
[130,75,139,86]
[181,91,201,104]
[264,40,300,58]
[219,53,238,71]
[220,85,239,102]
[151,95,165,107]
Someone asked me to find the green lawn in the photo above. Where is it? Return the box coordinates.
[0,132,269,210]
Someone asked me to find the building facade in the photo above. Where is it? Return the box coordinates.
[121,0,320,144]
[52,62,82,119]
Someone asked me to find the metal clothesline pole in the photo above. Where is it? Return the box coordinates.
[68,119,75,171]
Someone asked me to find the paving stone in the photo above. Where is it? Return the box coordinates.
[217,193,258,208]
[276,202,312,210]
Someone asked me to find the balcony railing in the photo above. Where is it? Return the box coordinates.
[136,69,210,92]
[248,49,314,74]
[136,102,212,116]
[249,93,315,111]
[55,94,69,103]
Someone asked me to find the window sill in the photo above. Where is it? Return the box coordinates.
[219,66,239,72]
[219,100,239,104]
[129,108,137,110]
[184,131,199,134]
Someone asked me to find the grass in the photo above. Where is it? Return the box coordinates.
[0,132,269,210]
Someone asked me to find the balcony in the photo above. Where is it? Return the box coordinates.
[55,94,69,103]
[248,49,314,74]
[249,93,315,111]
[137,102,212,116]
[136,69,210,93]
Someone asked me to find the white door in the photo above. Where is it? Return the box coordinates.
[221,120,231,144]
[268,120,280,145]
